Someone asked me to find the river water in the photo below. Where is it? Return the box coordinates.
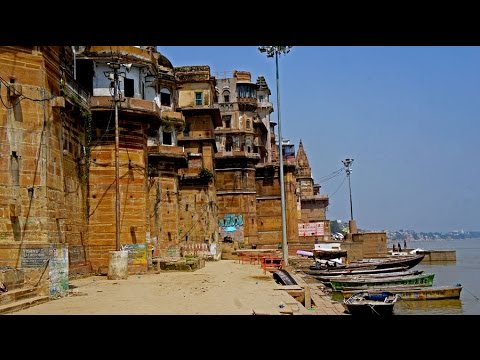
[331,238,480,315]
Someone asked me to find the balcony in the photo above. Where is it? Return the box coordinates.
[177,130,214,141]
[215,150,260,160]
[161,111,185,129]
[90,96,161,119]
[148,144,187,161]
[257,100,273,109]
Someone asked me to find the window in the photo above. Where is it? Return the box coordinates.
[223,89,230,103]
[195,92,203,106]
[259,95,264,102]
[237,84,256,98]
[223,115,231,128]
[246,119,251,129]
[225,136,233,152]
[163,131,172,145]
[161,125,175,146]
[160,88,171,106]
[124,78,134,97]
[11,152,19,186]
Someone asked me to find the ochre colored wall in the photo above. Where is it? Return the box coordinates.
[88,119,148,273]
[0,47,88,271]
[342,232,388,261]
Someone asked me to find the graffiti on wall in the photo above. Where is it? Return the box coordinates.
[49,243,69,298]
[121,244,147,265]
[219,214,244,243]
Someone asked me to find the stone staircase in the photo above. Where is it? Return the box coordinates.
[0,268,50,314]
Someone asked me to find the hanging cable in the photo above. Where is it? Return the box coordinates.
[329,175,348,198]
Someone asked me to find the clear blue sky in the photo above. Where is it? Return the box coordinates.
[160,46,480,233]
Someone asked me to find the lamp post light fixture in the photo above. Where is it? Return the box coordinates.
[258,46,292,265]
[342,158,354,221]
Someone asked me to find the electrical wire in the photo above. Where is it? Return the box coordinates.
[329,175,348,198]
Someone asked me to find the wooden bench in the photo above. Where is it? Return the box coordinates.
[260,256,283,274]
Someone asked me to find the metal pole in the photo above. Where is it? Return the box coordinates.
[342,158,354,222]
[276,50,288,265]
[114,67,121,251]
[348,171,353,221]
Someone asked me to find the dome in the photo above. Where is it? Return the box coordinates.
[157,52,173,69]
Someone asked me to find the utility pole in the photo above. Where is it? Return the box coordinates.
[107,62,122,251]
[259,46,292,265]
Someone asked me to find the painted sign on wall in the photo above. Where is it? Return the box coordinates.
[219,214,244,243]
[298,222,325,237]
[21,247,51,268]
[49,243,69,298]
[121,244,147,265]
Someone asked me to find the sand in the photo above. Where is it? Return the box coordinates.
[12,260,295,315]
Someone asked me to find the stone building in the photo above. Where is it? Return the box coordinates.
[214,71,261,245]
[0,46,335,281]
[214,71,300,249]
[74,46,186,272]
[175,65,222,254]
[0,47,89,295]
[295,140,330,244]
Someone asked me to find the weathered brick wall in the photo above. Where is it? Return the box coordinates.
[0,47,88,272]
[88,118,148,273]
[342,232,388,261]
[147,173,179,258]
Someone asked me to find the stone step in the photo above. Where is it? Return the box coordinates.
[0,295,50,314]
[0,286,41,306]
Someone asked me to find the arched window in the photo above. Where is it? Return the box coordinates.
[223,89,230,103]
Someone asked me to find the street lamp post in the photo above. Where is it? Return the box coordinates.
[342,158,354,221]
[342,158,357,235]
[259,46,292,266]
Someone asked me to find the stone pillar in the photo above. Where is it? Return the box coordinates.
[349,220,357,234]
[107,251,129,280]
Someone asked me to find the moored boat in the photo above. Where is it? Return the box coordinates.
[342,284,462,301]
[311,269,424,283]
[303,265,409,277]
[310,254,425,271]
[329,273,435,291]
[343,291,399,316]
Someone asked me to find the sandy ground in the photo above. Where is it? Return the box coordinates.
[12,260,296,315]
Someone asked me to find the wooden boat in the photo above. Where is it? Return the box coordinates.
[343,291,399,316]
[342,284,463,301]
[312,269,424,283]
[329,273,435,291]
[303,266,409,277]
[347,254,426,269]
[310,254,425,271]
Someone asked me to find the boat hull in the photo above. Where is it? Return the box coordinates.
[342,285,462,301]
[343,292,398,316]
[330,273,435,291]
